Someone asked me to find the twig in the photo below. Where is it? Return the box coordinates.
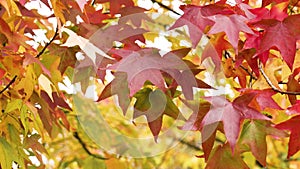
[278,81,288,84]
[73,132,108,160]
[0,75,17,94]
[91,0,96,6]
[151,0,182,16]
[224,51,258,80]
[179,139,202,151]
[258,62,300,95]
[36,26,59,58]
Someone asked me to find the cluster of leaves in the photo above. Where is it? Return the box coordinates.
[1,0,300,168]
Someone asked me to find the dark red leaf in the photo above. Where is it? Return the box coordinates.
[275,115,300,158]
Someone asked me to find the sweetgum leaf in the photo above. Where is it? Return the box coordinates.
[48,44,78,75]
[239,120,287,166]
[237,88,282,111]
[202,94,269,153]
[169,5,214,48]
[179,101,219,161]
[133,88,183,141]
[206,144,249,169]
[275,115,300,158]
[208,14,255,50]
[98,72,130,114]
[109,48,197,99]
[252,14,300,69]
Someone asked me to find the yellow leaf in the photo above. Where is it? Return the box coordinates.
[0,0,21,17]
[0,138,18,169]
[50,0,66,23]
[14,66,36,101]
[38,74,53,101]
[105,158,127,169]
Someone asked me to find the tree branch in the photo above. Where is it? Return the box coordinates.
[0,75,17,94]
[259,61,300,95]
[73,132,108,160]
[151,0,182,16]
[36,26,59,58]
[224,50,258,80]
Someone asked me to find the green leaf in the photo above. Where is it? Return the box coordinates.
[7,125,26,168]
[20,105,30,135]
[239,120,287,166]
[5,99,22,113]
[133,88,184,140]
[206,144,249,169]
[0,138,19,169]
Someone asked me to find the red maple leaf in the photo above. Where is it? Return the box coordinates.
[275,115,300,158]
[208,14,255,50]
[169,5,214,48]
[237,88,282,111]
[108,48,201,100]
[243,31,270,66]
[250,2,288,22]
[252,14,300,69]
[201,94,269,152]
[90,24,147,52]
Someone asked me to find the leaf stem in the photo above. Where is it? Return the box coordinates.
[73,132,108,160]
[0,75,17,94]
[36,26,59,58]
[259,61,300,95]
[151,0,182,16]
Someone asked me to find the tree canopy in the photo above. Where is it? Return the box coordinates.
[1,0,300,168]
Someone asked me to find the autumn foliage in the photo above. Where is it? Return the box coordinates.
[1,0,300,168]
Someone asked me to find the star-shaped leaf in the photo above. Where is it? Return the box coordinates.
[98,72,130,114]
[252,14,300,69]
[208,14,255,50]
[275,115,300,158]
[201,94,270,152]
[133,88,183,141]
[169,5,214,48]
[109,48,197,99]
[206,144,249,169]
[239,120,287,166]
